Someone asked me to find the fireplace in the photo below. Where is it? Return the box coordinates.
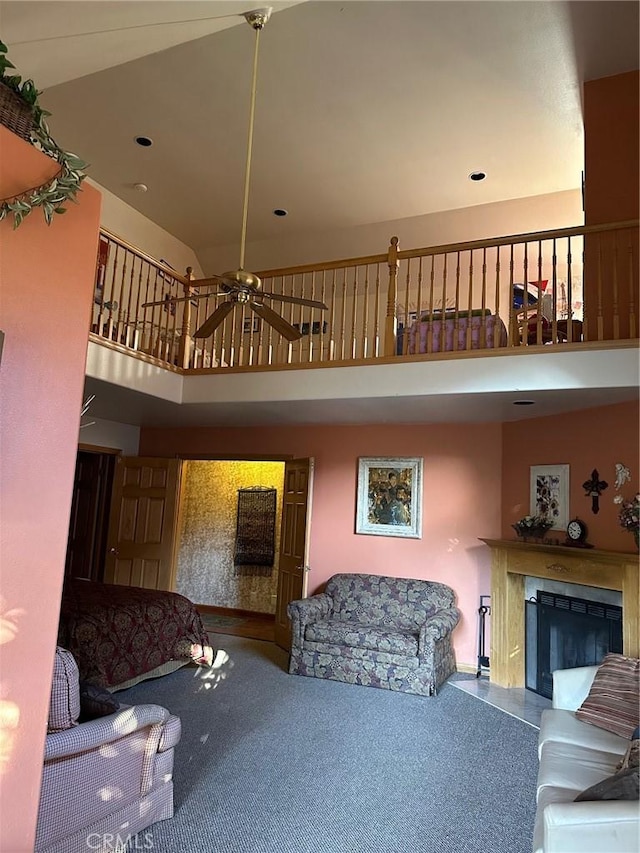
[525,588,623,698]
[481,538,639,689]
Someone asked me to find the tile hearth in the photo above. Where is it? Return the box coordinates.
[450,674,551,729]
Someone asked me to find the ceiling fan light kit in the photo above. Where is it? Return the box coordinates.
[143,7,326,343]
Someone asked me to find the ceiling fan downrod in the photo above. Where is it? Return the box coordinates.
[237,7,272,280]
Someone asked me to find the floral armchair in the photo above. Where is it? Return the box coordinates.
[288,573,460,696]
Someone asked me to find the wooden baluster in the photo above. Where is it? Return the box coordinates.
[509,244,518,346]
[566,237,574,343]
[535,240,543,345]
[453,251,461,351]
[415,255,424,356]
[441,252,448,350]
[493,245,501,348]
[579,235,588,343]
[402,256,411,356]
[384,236,399,357]
[373,264,381,358]
[112,246,127,344]
[128,259,144,351]
[427,255,435,354]
[329,269,337,361]
[140,263,152,355]
[362,265,370,359]
[551,239,558,345]
[466,249,474,350]
[565,238,574,343]
[178,267,195,369]
[122,252,136,347]
[596,237,604,342]
[284,273,294,365]
[349,266,358,360]
[101,243,117,341]
[628,237,636,340]
[612,231,620,340]
[480,247,487,349]
[338,268,347,360]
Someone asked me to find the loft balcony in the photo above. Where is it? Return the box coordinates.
[85,221,639,426]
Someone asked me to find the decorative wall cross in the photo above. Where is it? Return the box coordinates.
[582,469,608,514]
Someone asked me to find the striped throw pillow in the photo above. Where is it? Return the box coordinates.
[575,653,640,739]
[47,646,80,732]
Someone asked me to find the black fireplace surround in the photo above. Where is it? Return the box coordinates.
[525,589,623,699]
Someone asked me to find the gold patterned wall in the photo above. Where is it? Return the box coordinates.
[175,460,285,613]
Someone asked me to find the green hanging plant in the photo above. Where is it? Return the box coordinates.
[0,39,88,228]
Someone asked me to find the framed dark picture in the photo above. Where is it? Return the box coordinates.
[243,316,261,334]
[356,457,423,538]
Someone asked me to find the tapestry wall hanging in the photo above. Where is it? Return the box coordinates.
[233,487,277,576]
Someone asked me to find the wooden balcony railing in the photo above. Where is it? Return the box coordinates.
[89,220,639,371]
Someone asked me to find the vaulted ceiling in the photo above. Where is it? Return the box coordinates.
[3,2,638,428]
[3,1,639,260]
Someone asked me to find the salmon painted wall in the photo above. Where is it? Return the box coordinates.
[584,71,639,225]
[140,422,503,668]
[502,400,639,553]
[0,128,101,851]
[583,71,639,341]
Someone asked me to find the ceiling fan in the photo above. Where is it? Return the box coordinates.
[143,7,326,343]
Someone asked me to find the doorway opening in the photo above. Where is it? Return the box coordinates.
[65,448,117,582]
[174,460,286,617]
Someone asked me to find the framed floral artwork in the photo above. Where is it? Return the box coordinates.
[530,464,569,530]
[356,457,422,538]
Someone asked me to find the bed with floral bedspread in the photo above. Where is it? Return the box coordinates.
[58,580,213,689]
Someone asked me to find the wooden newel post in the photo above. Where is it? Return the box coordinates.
[178,266,195,368]
[384,236,400,357]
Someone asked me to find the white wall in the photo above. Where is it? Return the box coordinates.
[89,179,204,278]
[79,416,140,455]
[198,189,582,274]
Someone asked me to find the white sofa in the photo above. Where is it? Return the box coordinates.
[534,665,639,853]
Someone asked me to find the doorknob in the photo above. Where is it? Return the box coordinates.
[109,547,119,556]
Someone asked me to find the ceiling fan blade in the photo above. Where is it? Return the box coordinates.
[193,300,236,339]
[142,291,226,308]
[141,295,192,308]
[250,301,302,342]
[260,291,328,310]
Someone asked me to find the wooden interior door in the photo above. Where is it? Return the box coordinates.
[274,458,314,651]
[104,457,182,590]
[65,450,116,582]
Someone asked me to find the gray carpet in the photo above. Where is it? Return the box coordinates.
[120,636,537,853]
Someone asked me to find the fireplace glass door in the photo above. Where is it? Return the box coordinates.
[525,590,623,699]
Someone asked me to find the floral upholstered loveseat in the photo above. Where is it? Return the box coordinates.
[288,573,460,696]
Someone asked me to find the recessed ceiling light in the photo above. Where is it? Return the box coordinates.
[513,400,535,406]
[135,136,153,147]
[469,171,486,182]
[273,208,288,217]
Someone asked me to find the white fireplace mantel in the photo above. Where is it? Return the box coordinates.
[480,538,639,688]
